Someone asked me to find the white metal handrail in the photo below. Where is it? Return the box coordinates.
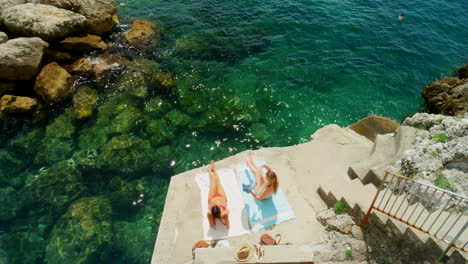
[362,171,467,255]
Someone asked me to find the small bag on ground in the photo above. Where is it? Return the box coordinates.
[260,234,281,245]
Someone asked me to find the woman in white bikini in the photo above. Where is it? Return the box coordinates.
[245,152,279,201]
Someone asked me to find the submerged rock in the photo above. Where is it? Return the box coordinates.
[248,123,271,142]
[422,77,467,116]
[34,62,74,103]
[71,85,98,119]
[72,148,98,169]
[458,64,468,79]
[0,186,18,221]
[108,106,143,134]
[144,96,171,117]
[10,127,44,155]
[91,52,129,81]
[113,71,149,98]
[46,196,112,264]
[113,213,155,263]
[151,72,176,95]
[35,137,74,164]
[164,109,191,128]
[125,20,162,49]
[0,95,38,117]
[20,160,86,220]
[0,37,48,80]
[0,3,86,41]
[98,134,153,174]
[60,34,107,51]
[145,118,174,146]
[45,114,75,138]
[78,125,109,150]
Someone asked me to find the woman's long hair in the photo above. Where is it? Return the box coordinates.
[211,205,221,219]
[266,170,279,193]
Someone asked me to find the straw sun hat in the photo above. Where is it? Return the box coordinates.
[234,244,253,262]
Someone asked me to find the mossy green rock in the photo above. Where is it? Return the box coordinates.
[98,135,153,174]
[0,230,46,264]
[0,187,17,221]
[177,86,208,115]
[46,196,112,264]
[0,150,23,183]
[164,109,191,128]
[126,58,159,75]
[144,96,171,117]
[73,149,98,169]
[114,71,149,98]
[45,114,75,138]
[78,125,109,150]
[35,137,74,165]
[249,122,271,142]
[152,145,176,172]
[108,106,143,134]
[151,72,176,95]
[71,85,99,119]
[202,96,253,131]
[145,118,174,146]
[109,177,147,218]
[113,213,155,264]
[10,128,44,154]
[20,160,86,219]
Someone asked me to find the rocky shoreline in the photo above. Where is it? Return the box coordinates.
[0,0,163,119]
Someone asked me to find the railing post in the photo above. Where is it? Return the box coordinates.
[361,171,389,227]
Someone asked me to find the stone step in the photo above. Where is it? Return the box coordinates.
[317,183,468,261]
[194,245,315,263]
[348,126,417,187]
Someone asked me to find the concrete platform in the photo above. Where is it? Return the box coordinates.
[151,125,374,264]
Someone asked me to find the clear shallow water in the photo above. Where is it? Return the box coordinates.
[0,0,467,263]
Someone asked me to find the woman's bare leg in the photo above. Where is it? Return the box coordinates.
[246,152,262,186]
[208,163,218,199]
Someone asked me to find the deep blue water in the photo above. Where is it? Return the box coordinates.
[0,0,467,263]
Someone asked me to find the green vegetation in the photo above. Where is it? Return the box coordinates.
[333,201,347,214]
[434,172,455,192]
[432,133,447,143]
[431,151,438,157]
[345,249,353,260]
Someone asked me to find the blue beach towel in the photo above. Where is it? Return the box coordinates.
[236,161,296,231]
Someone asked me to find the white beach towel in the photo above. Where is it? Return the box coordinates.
[195,168,250,240]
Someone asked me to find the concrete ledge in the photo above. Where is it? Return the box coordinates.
[194,245,314,264]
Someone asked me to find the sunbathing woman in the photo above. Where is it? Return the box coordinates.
[207,160,230,229]
[245,152,279,201]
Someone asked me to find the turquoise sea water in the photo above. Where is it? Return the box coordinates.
[0,0,467,263]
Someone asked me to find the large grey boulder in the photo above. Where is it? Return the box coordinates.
[28,0,118,35]
[0,37,48,80]
[0,3,86,41]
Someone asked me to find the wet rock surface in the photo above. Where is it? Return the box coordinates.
[0,95,37,117]
[125,19,162,49]
[60,34,107,51]
[422,77,468,116]
[0,3,86,41]
[0,37,48,80]
[34,62,74,103]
